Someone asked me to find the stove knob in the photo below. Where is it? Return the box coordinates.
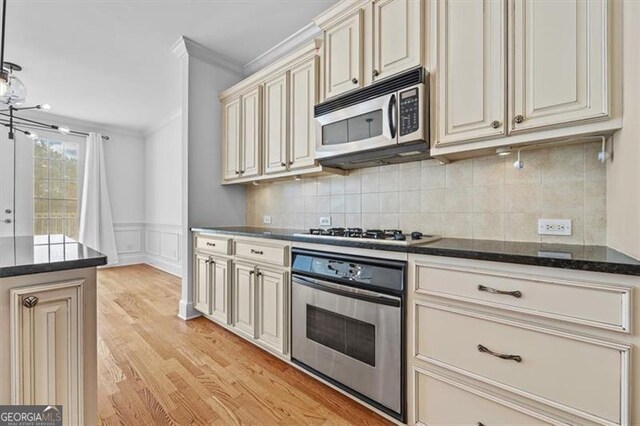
[411,231,423,240]
[393,233,406,241]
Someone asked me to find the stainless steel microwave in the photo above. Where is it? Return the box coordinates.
[314,67,429,169]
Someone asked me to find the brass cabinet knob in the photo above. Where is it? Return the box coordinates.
[235,171,240,175]
[22,296,39,308]
[372,70,379,77]
[281,162,286,167]
[490,120,501,129]
[351,77,358,84]
[514,115,525,124]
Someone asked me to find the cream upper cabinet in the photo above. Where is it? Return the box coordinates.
[232,262,256,339]
[509,0,609,133]
[222,96,241,180]
[10,281,85,426]
[372,0,422,82]
[289,56,318,170]
[324,10,363,99]
[436,0,506,146]
[193,253,212,315]
[256,267,288,354]
[264,72,289,175]
[240,86,262,178]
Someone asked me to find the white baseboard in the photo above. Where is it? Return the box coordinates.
[145,255,182,277]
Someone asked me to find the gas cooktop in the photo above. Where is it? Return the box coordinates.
[293,228,441,246]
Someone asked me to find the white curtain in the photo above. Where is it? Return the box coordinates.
[79,132,118,265]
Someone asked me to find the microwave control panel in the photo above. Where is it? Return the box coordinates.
[398,88,419,136]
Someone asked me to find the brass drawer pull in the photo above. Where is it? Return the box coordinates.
[477,284,522,298]
[477,344,522,363]
[250,249,264,255]
[206,242,216,247]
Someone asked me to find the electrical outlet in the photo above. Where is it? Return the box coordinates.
[319,216,331,227]
[538,219,572,236]
[263,215,272,224]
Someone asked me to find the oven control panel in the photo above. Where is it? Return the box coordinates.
[398,88,419,137]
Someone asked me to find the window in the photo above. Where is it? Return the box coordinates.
[33,138,81,242]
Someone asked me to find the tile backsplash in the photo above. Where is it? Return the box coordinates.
[246,142,606,245]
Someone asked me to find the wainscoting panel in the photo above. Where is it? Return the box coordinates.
[114,223,145,266]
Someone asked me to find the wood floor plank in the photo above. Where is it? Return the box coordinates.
[97,264,391,425]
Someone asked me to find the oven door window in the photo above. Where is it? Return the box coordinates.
[306,305,376,367]
[321,110,383,146]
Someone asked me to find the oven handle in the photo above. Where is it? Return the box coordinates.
[293,275,401,307]
[388,93,397,139]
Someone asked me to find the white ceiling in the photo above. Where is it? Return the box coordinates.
[5,0,336,132]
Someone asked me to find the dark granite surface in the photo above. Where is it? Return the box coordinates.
[191,226,640,276]
[0,235,107,278]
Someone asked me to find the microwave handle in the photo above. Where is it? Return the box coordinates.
[388,93,397,139]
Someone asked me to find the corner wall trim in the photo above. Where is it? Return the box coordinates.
[171,36,244,76]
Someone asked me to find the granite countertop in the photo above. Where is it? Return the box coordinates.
[0,235,108,278]
[191,226,640,276]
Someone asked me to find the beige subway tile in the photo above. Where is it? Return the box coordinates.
[399,162,422,191]
[421,189,445,213]
[505,149,543,184]
[293,197,305,213]
[504,183,542,213]
[542,181,585,212]
[399,190,421,213]
[584,141,607,181]
[421,213,446,236]
[362,193,380,213]
[345,214,362,228]
[542,144,585,183]
[445,160,474,188]
[346,194,362,213]
[584,210,606,245]
[331,195,346,213]
[345,173,362,194]
[304,214,317,229]
[473,156,506,186]
[400,213,422,231]
[421,161,446,189]
[444,213,474,238]
[504,213,541,242]
[331,214,346,228]
[380,192,400,213]
[317,176,332,195]
[445,187,473,213]
[362,213,380,229]
[361,170,380,193]
[473,213,504,240]
[473,185,504,213]
[317,195,331,212]
[303,179,318,197]
[380,214,399,229]
[304,197,318,214]
[379,168,400,192]
[584,179,606,212]
[331,175,346,195]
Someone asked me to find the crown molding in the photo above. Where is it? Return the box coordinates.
[243,23,322,76]
[143,109,182,138]
[171,36,244,76]
[21,110,144,139]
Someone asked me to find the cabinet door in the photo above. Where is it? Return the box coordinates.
[324,11,363,99]
[222,97,241,180]
[11,281,84,426]
[436,0,505,146]
[372,0,422,82]
[241,86,262,178]
[510,0,608,133]
[210,256,231,325]
[232,262,256,339]
[256,267,288,354]
[193,253,212,315]
[264,72,289,174]
[289,57,318,170]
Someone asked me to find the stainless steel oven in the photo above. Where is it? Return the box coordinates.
[291,249,405,421]
[314,67,428,169]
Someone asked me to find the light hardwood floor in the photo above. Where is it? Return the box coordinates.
[97,264,391,425]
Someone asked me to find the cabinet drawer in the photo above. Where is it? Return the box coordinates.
[194,234,232,255]
[414,302,629,425]
[414,262,631,332]
[414,369,561,426]
[235,239,289,266]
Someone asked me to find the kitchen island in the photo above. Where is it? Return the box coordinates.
[0,236,106,426]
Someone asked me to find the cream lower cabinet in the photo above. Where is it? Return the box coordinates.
[232,261,257,339]
[1,268,98,426]
[193,252,231,325]
[408,254,638,425]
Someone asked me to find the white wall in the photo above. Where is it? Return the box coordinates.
[607,0,640,259]
[142,111,183,275]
